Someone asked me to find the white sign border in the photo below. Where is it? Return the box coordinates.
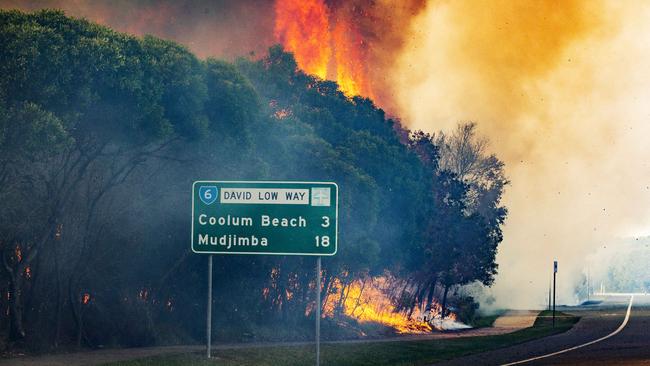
[191,180,339,256]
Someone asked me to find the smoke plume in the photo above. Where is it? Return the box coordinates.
[393,0,650,308]
[0,0,276,59]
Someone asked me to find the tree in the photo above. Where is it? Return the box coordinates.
[436,122,509,220]
[0,10,208,342]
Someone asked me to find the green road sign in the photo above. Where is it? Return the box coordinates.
[192,181,338,256]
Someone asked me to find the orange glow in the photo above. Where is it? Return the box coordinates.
[274,0,331,79]
[332,20,372,98]
[274,0,374,98]
[274,108,292,120]
[322,276,440,333]
[82,293,91,305]
[14,245,22,262]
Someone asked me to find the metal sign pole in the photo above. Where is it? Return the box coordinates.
[316,256,321,366]
[207,254,213,358]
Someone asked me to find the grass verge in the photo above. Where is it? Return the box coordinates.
[103,311,579,366]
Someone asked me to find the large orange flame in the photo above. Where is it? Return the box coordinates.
[321,276,454,334]
[274,0,373,98]
[274,0,331,79]
[332,19,373,99]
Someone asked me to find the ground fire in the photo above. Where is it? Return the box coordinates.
[320,276,466,333]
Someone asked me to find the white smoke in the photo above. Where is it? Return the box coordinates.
[393,1,650,309]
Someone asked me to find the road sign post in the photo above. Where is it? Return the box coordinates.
[316,256,321,366]
[192,181,338,363]
[207,255,212,358]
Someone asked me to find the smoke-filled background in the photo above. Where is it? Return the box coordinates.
[393,0,650,308]
[4,0,650,309]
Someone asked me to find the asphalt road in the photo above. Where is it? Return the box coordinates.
[436,295,650,366]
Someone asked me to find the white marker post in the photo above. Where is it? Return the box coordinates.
[553,260,557,327]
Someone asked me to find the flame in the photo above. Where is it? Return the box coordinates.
[14,245,22,262]
[81,293,91,305]
[332,19,372,99]
[274,0,331,79]
[323,276,442,333]
[274,0,373,98]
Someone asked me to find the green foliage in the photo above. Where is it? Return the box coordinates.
[0,9,508,350]
[0,101,71,160]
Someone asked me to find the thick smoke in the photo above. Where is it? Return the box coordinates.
[393,0,650,308]
[0,0,276,59]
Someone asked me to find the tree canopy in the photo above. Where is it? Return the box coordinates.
[0,10,507,349]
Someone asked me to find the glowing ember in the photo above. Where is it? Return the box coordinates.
[274,108,292,120]
[14,245,22,262]
[81,293,91,305]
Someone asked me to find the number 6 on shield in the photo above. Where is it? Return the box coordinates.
[199,186,218,205]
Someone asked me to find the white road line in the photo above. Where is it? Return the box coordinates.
[501,295,634,366]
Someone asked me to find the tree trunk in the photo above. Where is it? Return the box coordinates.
[336,281,348,314]
[69,278,84,348]
[421,278,437,322]
[441,284,450,319]
[350,280,367,317]
[320,274,332,313]
[54,240,62,348]
[425,277,438,312]
[76,305,83,347]
[8,272,26,341]
[407,283,421,318]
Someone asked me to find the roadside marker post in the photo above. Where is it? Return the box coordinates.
[553,260,558,327]
[192,181,338,364]
[546,277,553,311]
